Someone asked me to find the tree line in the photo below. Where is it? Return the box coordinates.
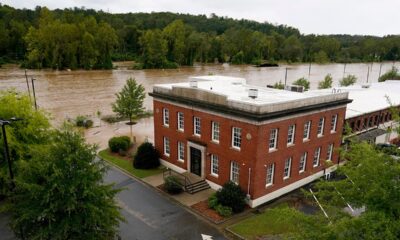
[1,4,400,69]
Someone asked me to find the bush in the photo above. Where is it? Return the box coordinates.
[208,193,219,209]
[379,67,400,82]
[133,142,160,169]
[164,176,183,194]
[293,77,310,91]
[75,115,93,128]
[273,81,285,89]
[108,136,131,153]
[340,74,357,86]
[215,204,233,217]
[216,181,247,213]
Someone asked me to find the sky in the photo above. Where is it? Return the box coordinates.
[1,0,399,36]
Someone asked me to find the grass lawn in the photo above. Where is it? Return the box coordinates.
[229,204,304,239]
[98,149,164,178]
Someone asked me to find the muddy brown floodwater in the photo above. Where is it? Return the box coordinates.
[0,61,399,149]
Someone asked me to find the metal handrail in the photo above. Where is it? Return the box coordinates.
[162,168,192,189]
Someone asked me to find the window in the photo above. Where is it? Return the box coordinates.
[313,147,321,167]
[266,163,275,186]
[163,108,169,126]
[230,161,239,184]
[269,128,278,150]
[163,137,170,156]
[211,121,220,142]
[178,141,184,161]
[317,117,325,136]
[194,117,201,136]
[299,152,307,173]
[287,124,295,145]
[303,121,311,140]
[177,112,184,131]
[283,157,292,179]
[327,144,333,161]
[331,114,338,132]
[232,127,242,149]
[211,154,219,176]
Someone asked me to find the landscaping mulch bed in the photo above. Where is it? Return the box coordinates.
[107,145,137,161]
[191,200,225,223]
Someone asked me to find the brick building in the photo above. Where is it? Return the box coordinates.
[150,76,352,207]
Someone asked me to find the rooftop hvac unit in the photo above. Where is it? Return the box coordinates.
[361,84,370,88]
[248,88,258,99]
[284,85,304,92]
[189,80,198,88]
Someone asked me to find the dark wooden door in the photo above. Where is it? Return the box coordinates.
[190,147,201,176]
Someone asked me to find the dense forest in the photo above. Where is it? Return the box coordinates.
[1,4,400,69]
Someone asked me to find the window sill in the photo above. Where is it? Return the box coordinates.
[268,148,278,153]
[193,134,201,138]
[313,165,319,168]
[265,183,273,188]
[299,170,305,174]
[231,146,241,152]
[164,154,170,157]
[211,140,219,144]
[283,177,290,181]
[287,143,295,147]
[303,138,310,142]
[317,134,324,138]
[177,129,184,133]
[330,130,336,134]
[211,173,219,178]
[178,159,184,162]
[163,124,169,128]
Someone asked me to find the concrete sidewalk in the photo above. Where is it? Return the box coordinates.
[143,173,215,207]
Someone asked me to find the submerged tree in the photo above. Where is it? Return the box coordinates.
[9,129,123,239]
[293,77,310,90]
[340,74,357,87]
[379,67,400,82]
[318,74,333,89]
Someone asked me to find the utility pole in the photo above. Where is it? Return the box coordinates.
[284,67,288,86]
[24,69,32,103]
[1,121,14,186]
[378,62,383,80]
[308,62,311,79]
[31,78,37,110]
[343,63,347,78]
[366,66,370,83]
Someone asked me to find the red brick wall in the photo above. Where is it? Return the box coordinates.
[346,108,394,133]
[154,99,346,200]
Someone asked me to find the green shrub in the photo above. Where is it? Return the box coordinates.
[273,81,285,89]
[293,77,310,90]
[216,181,247,213]
[164,176,183,194]
[108,136,131,153]
[75,115,93,128]
[133,142,160,169]
[379,67,400,82]
[215,204,233,217]
[340,74,357,86]
[208,193,219,209]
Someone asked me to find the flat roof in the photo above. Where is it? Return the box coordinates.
[309,81,400,119]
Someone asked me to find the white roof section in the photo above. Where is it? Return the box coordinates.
[154,75,346,105]
[309,80,400,119]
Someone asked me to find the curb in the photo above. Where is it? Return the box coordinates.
[225,226,246,240]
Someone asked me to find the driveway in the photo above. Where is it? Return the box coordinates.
[104,165,226,240]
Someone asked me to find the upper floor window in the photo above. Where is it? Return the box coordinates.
[331,114,338,132]
[313,147,321,167]
[178,141,184,161]
[230,161,240,184]
[163,137,170,156]
[287,124,295,145]
[269,128,278,151]
[327,144,333,161]
[317,117,325,137]
[232,127,242,149]
[299,152,307,173]
[163,108,169,126]
[194,117,201,136]
[283,157,292,179]
[266,163,275,186]
[177,112,184,131]
[211,154,219,176]
[212,121,220,142]
[303,121,311,140]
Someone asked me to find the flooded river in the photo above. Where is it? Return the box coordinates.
[0,61,398,148]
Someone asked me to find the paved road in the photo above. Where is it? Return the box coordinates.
[104,165,226,240]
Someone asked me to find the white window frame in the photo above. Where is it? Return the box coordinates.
[299,152,307,173]
[178,141,184,161]
[211,121,220,143]
[230,161,240,184]
[313,147,321,167]
[266,163,275,187]
[331,114,338,133]
[163,108,169,127]
[303,121,311,140]
[177,112,184,131]
[269,128,278,151]
[287,124,295,145]
[327,144,333,161]
[317,117,325,137]
[283,157,292,179]
[211,154,219,176]
[232,127,242,149]
[194,117,201,136]
[163,137,170,156]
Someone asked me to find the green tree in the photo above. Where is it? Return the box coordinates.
[9,129,123,239]
[313,50,329,63]
[273,81,285,89]
[139,29,168,68]
[318,74,333,89]
[293,77,310,90]
[378,67,400,82]
[163,20,186,65]
[281,35,303,62]
[340,74,357,86]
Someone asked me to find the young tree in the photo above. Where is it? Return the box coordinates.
[340,74,357,86]
[293,77,310,90]
[112,78,145,140]
[9,129,123,239]
[318,74,333,89]
[378,67,400,82]
[273,81,285,89]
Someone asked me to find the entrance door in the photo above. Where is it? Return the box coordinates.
[190,147,202,176]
